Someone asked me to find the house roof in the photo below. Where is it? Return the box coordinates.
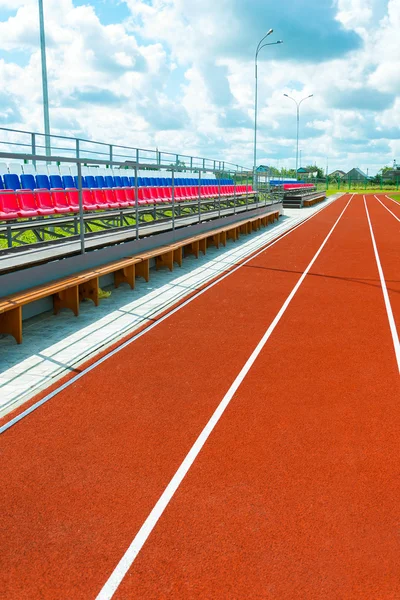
[329,170,346,176]
[347,167,368,178]
[256,165,270,172]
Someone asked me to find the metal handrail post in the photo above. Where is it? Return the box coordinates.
[31,133,36,167]
[218,176,221,218]
[171,168,175,231]
[109,145,113,164]
[77,162,85,254]
[135,164,139,240]
[76,139,80,159]
[198,171,202,223]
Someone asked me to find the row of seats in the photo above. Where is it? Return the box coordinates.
[0,173,234,191]
[0,185,253,221]
[282,183,315,190]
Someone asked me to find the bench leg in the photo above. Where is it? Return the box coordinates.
[173,247,183,267]
[219,230,227,247]
[227,229,237,242]
[184,240,199,258]
[115,264,135,290]
[199,238,207,255]
[156,250,174,272]
[207,233,220,249]
[54,285,79,317]
[79,277,99,306]
[136,259,150,282]
[0,307,22,344]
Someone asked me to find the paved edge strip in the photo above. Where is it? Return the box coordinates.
[0,197,345,435]
[94,196,354,600]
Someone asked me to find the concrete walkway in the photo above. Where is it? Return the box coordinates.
[0,198,340,419]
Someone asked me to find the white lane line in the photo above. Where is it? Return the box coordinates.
[375,195,400,222]
[0,195,348,436]
[95,196,353,600]
[385,194,400,208]
[364,197,400,373]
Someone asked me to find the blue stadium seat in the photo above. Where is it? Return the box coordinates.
[50,175,63,189]
[21,174,36,190]
[121,176,130,187]
[62,175,75,189]
[114,176,123,187]
[4,173,21,190]
[95,175,106,188]
[0,176,3,190]
[85,175,98,189]
[73,175,88,188]
[105,175,115,188]
[36,174,50,190]
[129,177,136,187]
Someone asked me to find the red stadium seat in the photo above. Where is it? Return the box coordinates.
[0,190,20,220]
[51,190,73,214]
[35,189,56,215]
[16,190,38,217]
[66,189,98,211]
[121,187,134,206]
[92,189,113,210]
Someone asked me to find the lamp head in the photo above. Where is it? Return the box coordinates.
[283,93,289,97]
[277,40,283,44]
[267,28,273,36]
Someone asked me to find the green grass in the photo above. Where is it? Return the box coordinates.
[325,188,400,198]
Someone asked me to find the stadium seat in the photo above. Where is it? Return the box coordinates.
[20,174,36,190]
[4,174,21,191]
[95,176,106,189]
[66,189,98,211]
[36,174,51,190]
[113,188,131,208]
[0,191,19,220]
[35,189,56,215]
[62,175,74,189]
[0,176,4,190]
[86,175,98,189]
[73,176,88,189]
[52,190,73,214]
[50,175,64,189]
[105,175,115,188]
[16,190,38,217]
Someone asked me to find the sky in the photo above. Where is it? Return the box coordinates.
[0,0,399,175]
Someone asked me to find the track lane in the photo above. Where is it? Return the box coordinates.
[365,194,400,360]
[111,195,400,599]
[0,196,351,599]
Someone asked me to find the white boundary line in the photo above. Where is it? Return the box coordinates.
[95,196,353,600]
[364,197,400,373]
[374,195,400,223]
[385,194,400,208]
[0,195,348,435]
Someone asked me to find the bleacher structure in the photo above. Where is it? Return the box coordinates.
[269,182,326,209]
[0,131,287,341]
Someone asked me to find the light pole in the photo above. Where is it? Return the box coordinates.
[38,0,51,157]
[283,93,313,178]
[253,31,282,188]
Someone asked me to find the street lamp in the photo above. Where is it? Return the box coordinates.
[283,93,313,178]
[253,31,283,188]
[38,0,51,157]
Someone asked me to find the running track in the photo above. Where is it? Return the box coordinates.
[0,194,399,599]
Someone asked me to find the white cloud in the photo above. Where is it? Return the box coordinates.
[0,0,398,174]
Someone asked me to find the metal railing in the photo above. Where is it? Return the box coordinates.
[0,126,250,176]
[0,150,272,259]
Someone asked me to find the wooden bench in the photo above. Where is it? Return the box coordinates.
[0,209,280,344]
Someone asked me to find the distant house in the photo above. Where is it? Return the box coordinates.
[329,170,346,179]
[297,167,312,176]
[346,167,368,181]
[256,165,270,173]
[383,168,400,181]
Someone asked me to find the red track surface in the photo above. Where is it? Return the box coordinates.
[0,194,399,599]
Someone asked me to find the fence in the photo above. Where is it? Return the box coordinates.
[0,126,249,176]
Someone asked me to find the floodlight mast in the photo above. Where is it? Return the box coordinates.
[283,93,313,177]
[38,0,51,157]
[253,31,283,188]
